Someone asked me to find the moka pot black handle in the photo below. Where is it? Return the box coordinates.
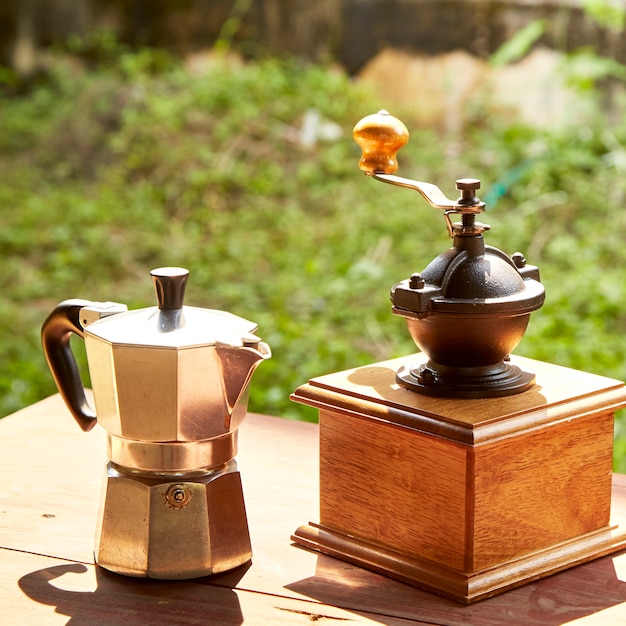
[41,299,97,432]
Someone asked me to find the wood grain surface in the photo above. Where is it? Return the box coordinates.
[319,408,469,570]
[292,354,626,443]
[3,394,626,623]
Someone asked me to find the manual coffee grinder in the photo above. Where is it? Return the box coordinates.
[42,267,270,579]
[291,111,626,603]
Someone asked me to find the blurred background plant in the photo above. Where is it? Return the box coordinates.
[1,2,626,467]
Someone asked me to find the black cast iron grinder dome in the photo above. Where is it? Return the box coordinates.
[353,111,545,398]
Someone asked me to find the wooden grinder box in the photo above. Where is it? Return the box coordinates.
[291,353,626,603]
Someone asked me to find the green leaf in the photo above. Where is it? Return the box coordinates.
[582,0,626,33]
[490,19,547,67]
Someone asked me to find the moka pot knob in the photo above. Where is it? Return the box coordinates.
[151,267,189,311]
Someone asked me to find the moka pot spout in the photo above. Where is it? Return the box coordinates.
[217,341,271,430]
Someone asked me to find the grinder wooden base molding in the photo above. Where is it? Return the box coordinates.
[291,354,626,604]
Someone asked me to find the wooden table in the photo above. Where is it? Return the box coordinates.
[2,395,626,625]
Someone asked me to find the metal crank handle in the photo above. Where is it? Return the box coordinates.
[352,110,485,214]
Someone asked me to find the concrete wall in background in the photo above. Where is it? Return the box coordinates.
[2,0,625,76]
[3,0,623,129]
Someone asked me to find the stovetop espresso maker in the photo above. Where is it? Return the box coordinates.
[42,267,270,579]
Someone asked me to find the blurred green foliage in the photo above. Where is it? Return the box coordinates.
[1,42,625,468]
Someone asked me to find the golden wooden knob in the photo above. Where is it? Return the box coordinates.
[353,110,409,174]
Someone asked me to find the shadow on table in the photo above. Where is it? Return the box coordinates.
[286,549,626,625]
[18,562,250,625]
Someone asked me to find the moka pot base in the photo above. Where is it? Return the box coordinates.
[96,455,252,580]
[290,353,626,604]
[96,433,252,579]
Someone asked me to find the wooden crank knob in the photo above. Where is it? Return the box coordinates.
[353,110,409,174]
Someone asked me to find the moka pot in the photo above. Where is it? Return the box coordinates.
[41,267,270,578]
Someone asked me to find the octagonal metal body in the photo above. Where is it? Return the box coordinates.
[96,461,251,579]
[84,336,250,442]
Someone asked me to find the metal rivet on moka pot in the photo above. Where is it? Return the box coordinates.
[353,110,545,398]
[41,267,271,578]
